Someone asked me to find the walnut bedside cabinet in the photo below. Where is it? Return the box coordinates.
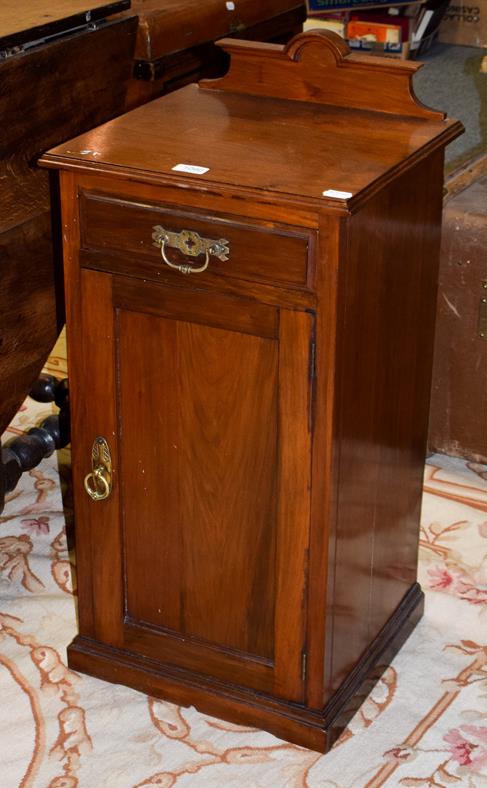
[40,31,463,752]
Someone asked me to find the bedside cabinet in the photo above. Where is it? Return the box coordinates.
[40,31,462,751]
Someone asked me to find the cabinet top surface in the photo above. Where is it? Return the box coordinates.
[41,33,462,209]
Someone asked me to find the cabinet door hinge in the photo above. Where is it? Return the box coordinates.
[301,651,307,682]
[308,338,316,434]
[309,340,316,381]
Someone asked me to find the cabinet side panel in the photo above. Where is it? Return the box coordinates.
[329,149,444,692]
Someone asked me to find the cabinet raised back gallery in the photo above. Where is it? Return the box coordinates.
[40,31,463,751]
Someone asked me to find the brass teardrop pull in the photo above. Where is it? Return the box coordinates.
[84,437,112,502]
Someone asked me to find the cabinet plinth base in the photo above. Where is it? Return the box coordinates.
[67,583,424,752]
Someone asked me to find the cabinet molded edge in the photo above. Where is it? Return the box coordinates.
[67,582,423,752]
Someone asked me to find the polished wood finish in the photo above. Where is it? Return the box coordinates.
[67,582,424,752]
[41,32,462,751]
[0,12,137,436]
[202,33,444,120]
[41,87,460,211]
[80,191,312,289]
[327,149,446,695]
[118,311,278,658]
[68,264,312,700]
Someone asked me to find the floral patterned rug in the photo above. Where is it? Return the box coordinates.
[1,337,487,787]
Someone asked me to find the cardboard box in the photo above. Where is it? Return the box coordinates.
[303,14,347,35]
[306,0,414,13]
[347,18,402,41]
[438,1,487,46]
[348,36,410,55]
[304,9,412,56]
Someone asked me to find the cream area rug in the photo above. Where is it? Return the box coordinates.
[1,337,487,787]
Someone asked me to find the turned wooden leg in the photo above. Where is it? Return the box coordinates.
[0,374,70,513]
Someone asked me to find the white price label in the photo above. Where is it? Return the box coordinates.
[172,163,210,175]
[322,189,353,199]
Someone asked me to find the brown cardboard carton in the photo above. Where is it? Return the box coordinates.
[438,1,487,47]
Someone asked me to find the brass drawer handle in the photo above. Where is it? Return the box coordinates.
[152,226,229,275]
[84,437,112,502]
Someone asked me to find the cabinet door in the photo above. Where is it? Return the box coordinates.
[72,268,313,702]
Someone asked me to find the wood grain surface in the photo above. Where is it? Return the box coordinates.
[0,18,137,236]
[203,31,443,120]
[0,0,129,48]
[129,0,303,60]
[79,191,311,289]
[328,149,446,696]
[65,247,313,699]
[41,80,461,209]
[429,171,487,462]
[0,213,60,434]
[45,30,461,750]
[0,16,137,434]
[125,1,305,109]
[119,310,279,660]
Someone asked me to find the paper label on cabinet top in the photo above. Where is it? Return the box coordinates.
[322,189,353,199]
[172,163,210,175]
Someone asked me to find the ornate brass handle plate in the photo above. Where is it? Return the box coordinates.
[152,225,229,275]
[84,437,112,502]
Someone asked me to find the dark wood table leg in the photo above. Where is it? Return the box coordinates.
[0,374,70,514]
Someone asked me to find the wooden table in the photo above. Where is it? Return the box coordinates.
[0,1,137,439]
[125,0,306,108]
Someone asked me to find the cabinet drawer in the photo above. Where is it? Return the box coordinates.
[79,191,312,289]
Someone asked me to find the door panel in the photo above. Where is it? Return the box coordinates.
[77,268,313,701]
[118,310,278,661]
